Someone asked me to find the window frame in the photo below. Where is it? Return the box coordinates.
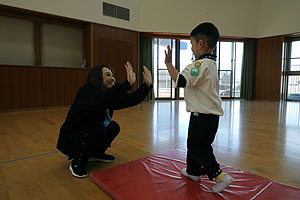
[217,41,244,99]
[0,4,90,68]
[285,37,300,101]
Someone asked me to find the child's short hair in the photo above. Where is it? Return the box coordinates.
[190,22,219,50]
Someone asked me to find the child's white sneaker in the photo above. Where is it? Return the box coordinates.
[213,174,233,193]
[181,168,201,181]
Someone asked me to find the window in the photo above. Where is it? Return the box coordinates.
[290,41,300,71]
[41,23,83,68]
[287,39,300,100]
[153,38,175,99]
[217,41,244,98]
[0,13,86,68]
[179,40,193,98]
[0,16,35,65]
[152,37,244,100]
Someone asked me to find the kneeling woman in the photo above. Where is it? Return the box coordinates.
[57,62,152,178]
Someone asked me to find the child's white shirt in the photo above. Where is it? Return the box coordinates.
[174,58,224,116]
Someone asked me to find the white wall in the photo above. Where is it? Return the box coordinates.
[0,0,140,31]
[138,0,260,38]
[1,0,300,38]
[259,0,300,37]
[0,0,260,37]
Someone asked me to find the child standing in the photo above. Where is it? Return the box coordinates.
[164,22,233,193]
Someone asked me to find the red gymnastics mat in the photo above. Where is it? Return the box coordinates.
[90,149,300,200]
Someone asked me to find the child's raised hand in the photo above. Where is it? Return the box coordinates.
[142,66,152,86]
[124,61,136,85]
[164,45,172,65]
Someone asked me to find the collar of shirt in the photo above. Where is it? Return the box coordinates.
[197,53,216,61]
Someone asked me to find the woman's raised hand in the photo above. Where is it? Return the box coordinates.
[124,61,136,86]
[142,66,152,87]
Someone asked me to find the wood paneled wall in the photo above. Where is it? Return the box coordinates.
[0,5,140,111]
[92,24,139,90]
[0,22,140,111]
[0,66,88,110]
[253,36,284,101]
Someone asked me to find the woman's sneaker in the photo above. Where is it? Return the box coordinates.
[213,174,233,193]
[181,168,201,181]
[69,163,88,178]
[88,153,115,163]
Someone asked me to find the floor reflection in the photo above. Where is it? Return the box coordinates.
[279,101,300,127]
[146,99,300,187]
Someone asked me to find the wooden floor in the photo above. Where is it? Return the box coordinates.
[0,100,299,200]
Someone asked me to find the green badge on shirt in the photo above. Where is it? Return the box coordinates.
[190,67,199,76]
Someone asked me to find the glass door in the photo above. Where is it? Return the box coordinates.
[153,38,175,99]
[287,40,300,100]
[217,41,244,98]
[179,39,193,98]
[152,38,244,100]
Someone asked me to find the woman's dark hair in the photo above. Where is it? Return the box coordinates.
[86,65,114,91]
